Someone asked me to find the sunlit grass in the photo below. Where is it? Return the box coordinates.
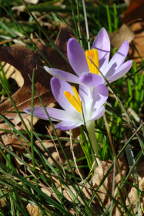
[0,0,144,215]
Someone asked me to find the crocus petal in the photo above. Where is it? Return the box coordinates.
[107,60,132,83]
[79,84,93,120]
[51,77,75,111]
[79,73,104,87]
[107,41,129,70]
[47,107,82,122]
[92,28,110,66]
[24,107,50,120]
[67,38,89,75]
[93,84,108,108]
[46,107,72,121]
[44,67,79,83]
[90,106,105,121]
[55,121,82,130]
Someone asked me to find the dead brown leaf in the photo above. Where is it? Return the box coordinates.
[1,133,28,149]
[26,203,42,216]
[123,0,144,23]
[0,26,72,148]
[35,139,84,166]
[91,158,129,213]
[24,0,39,4]
[0,45,54,119]
[129,21,144,62]
[110,24,134,48]
[0,25,72,119]
[1,61,24,87]
[38,157,144,215]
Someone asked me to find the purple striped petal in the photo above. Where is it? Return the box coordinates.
[47,107,82,122]
[55,121,82,130]
[107,60,132,83]
[46,107,72,121]
[50,77,75,111]
[44,67,79,83]
[79,73,104,87]
[67,38,89,75]
[93,84,108,108]
[108,41,129,70]
[92,28,110,66]
[24,107,50,120]
[91,106,105,121]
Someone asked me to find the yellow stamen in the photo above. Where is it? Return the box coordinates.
[64,86,82,112]
[72,86,81,104]
[85,49,99,74]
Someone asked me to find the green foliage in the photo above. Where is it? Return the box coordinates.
[0,0,144,215]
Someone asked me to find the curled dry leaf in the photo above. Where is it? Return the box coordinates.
[0,45,54,118]
[129,21,144,62]
[1,61,24,87]
[0,25,72,119]
[39,158,144,215]
[35,140,84,170]
[91,158,129,208]
[26,203,42,216]
[0,26,72,147]
[1,133,28,149]
[121,1,144,62]
[126,177,144,213]
[24,0,39,4]
[110,24,134,48]
[0,198,7,208]
[122,0,144,23]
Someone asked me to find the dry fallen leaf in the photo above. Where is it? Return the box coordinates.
[0,25,72,119]
[35,139,84,167]
[129,21,144,62]
[91,158,128,208]
[0,45,54,119]
[126,177,144,213]
[1,133,28,149]
[26,203,42,216]
[1,62,24,87]
[110,24,134,48]
[0,26,72,148]
[24,0,39,4]
[122,0,144,23]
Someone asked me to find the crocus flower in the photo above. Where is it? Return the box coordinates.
[25,77,108,131]
[44,28,132,84]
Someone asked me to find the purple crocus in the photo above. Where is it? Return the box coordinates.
[44,28,132,84]
[25,77,108,131]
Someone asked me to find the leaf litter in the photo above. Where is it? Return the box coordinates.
[0,2,144,215]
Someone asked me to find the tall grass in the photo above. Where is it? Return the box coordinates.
[0,0,144,215]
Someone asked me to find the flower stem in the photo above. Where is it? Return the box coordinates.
[86,120,100,157]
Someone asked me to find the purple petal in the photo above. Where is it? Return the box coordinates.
[47,107,82,122]
[91,106,105,121]
[55,121,81,130]
[96,84,108,97]
[46,107,71,121]
[108,41,129,70]
[67,38,89,75]
[79,73,104,87]
[92,28,110,66]
[79,84,91,103]
[24,106,82,123]
[93,84,108,108]
[24,107,50,120]
[44,67,79,83]
[51,77,75,111]
[108,60,132,83]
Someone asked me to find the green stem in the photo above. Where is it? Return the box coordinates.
[86,121,99,157]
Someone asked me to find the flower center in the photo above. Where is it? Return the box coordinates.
[85,49,99,74]
[64,86,82,112]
